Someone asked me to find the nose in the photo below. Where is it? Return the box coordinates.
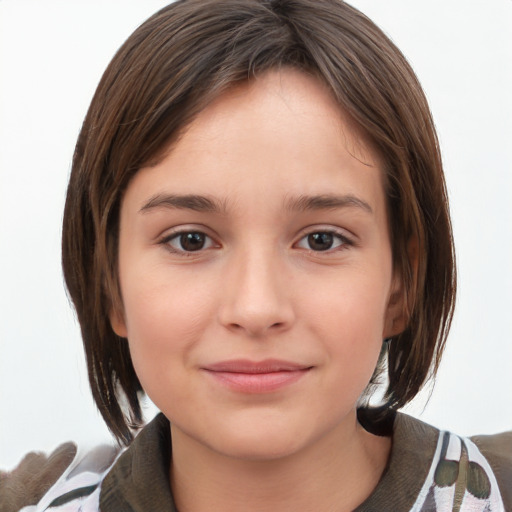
[217,247,295,337]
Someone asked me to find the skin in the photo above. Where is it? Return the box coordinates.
[111,69,407,511]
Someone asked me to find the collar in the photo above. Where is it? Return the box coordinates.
[100,411,440,512]
[100,413,178,511]
[354,411,439,511]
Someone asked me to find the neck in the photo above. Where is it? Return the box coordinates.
[169,414,391,512]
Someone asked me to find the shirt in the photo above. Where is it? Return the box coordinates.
[2,412,511,512]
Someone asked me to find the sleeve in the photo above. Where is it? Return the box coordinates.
[0,443,77,512]
[471,431,512,509]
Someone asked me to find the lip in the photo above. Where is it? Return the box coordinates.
[201,359,312,393]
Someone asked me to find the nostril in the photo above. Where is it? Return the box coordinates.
[226,320,286,336]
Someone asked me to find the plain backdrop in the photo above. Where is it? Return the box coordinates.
[1,0,511,470]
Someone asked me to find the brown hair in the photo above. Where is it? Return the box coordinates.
[62,0,456,444]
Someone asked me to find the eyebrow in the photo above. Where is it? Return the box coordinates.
[285,194,373,214]
[140,194,227,214]
[139,193,373,215]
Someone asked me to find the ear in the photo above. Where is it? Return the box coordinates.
[109,306,128,338]
[383,237,419,338]
[383,276,407,338]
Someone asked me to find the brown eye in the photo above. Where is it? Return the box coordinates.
[164,231,215,253]
[307,232,334,251]
[295,231,350,252]
[179,232,206,251]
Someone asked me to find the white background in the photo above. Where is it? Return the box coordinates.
[1,1,511,470]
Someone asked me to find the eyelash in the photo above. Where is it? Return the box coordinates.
[294,230,353,253]
[159,230,217,255]
[158,228,354,255]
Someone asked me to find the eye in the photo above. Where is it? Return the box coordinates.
[162,231,216,253]
[295,231,350,252]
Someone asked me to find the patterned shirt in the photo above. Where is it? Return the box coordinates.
[2,412,511,511]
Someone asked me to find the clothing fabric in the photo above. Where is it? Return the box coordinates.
[2,412,511,512]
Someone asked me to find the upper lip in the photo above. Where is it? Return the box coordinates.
[202,359,311,373]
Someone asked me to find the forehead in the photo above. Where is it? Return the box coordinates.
[127,69,384,214]
[177,69,377,165]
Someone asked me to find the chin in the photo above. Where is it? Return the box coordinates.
[210,427,307,462]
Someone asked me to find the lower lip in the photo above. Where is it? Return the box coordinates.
[203,369,310,393]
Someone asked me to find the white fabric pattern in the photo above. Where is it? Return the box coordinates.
[15,430,506,512]
[411,432,505,511]
[18,445,121,512]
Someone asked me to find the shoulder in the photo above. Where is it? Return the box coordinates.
[0,442,122,512]
[470,430,512,507]
[393,413,511,511]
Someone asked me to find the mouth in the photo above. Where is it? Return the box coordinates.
[201,359,313,393]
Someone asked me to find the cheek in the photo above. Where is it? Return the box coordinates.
[302,269,390,340]
[120,269,215,386]
[299,269,390,384]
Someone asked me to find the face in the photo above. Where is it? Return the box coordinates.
[111,69,404,461]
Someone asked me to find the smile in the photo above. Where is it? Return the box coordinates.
[201,359,313,393]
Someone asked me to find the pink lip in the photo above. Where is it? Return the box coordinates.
[201,359,312,393]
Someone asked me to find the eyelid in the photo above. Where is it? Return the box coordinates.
[293,226,355,252]
[156,223,216,240]
[157,225,220,254]
[155,224,355,254]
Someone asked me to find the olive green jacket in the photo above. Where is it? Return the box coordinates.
[1,413,510,511]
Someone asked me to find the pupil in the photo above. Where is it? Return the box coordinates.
[308,232,333,251]
[180,232,205,251]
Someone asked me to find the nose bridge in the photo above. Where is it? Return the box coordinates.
[219,241,294,335]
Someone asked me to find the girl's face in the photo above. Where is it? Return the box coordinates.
[111,69,404,460]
